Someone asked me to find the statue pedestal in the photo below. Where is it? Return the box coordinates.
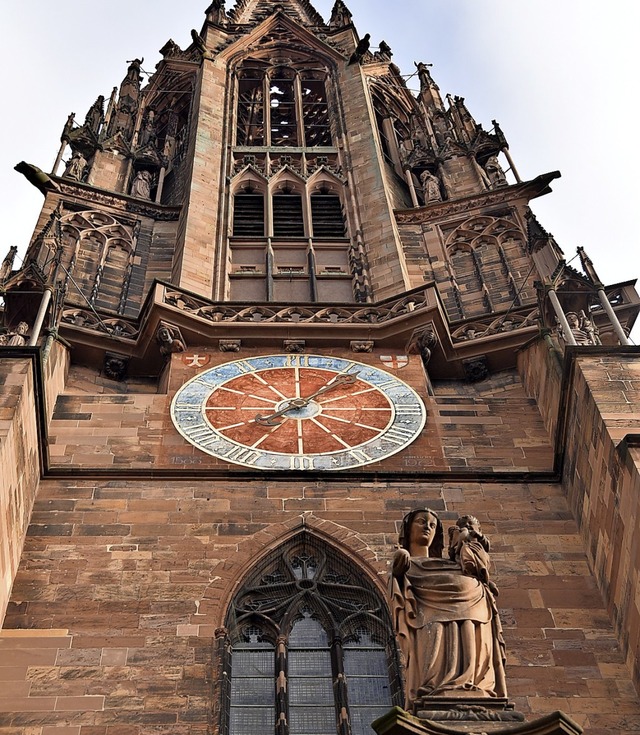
[372,706,583,735]
[414,697,524,729]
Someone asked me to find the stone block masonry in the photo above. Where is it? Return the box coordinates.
[1,479,640,733]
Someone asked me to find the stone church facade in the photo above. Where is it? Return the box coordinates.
[1,1,640,733]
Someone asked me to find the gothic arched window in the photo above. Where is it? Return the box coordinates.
[235,62,332,148]
[224,532,401,735]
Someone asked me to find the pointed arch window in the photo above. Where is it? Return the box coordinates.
[236,62,332,148]
[224,533,401,735]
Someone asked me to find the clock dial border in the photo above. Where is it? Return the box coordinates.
[170,354,426,471]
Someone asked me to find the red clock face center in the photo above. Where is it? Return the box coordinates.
[204,367,393,455]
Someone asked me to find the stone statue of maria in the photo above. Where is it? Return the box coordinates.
[390,509,507,710]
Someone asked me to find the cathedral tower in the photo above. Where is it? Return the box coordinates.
[1,2,639,734]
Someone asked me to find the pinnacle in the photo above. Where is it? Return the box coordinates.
[227,0,327,29]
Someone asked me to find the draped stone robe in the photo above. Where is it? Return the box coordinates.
[390,555,507,709]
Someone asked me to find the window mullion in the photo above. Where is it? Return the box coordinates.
[295,73,305,148]
[277,636,288,735]
[265,71,272,147]
[332,636,351,735]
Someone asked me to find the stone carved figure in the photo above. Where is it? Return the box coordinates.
[7,322,30,346]
[139,109,157,148]
[130,170,152,199]
[390,509,507,710]
[205,0,226,24]
[156,324,186,356]
[63,151,87,181]
[448,515,499,597]
[378,40,393,59]
[484,155,508,188]
[559,311,599,345]
[0,333,8,346]
[420,170,442,203]
[415,62,435,91]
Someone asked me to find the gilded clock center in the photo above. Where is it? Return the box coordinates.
[274,398,323,420]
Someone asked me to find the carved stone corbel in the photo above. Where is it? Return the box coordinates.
[284,340,305,354]
[408,327,438,365]
[103,352,129,381]
[219,339,241,353]
[350,340,374,353]
[156,322,186,356]
[463,356,489,382]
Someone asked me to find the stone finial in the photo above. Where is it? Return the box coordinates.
[329,0,352,29]
[205,0,226,25]
[0,245,18,283]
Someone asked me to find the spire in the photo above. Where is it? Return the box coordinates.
[227,0,326,29]
[329,0,352,29]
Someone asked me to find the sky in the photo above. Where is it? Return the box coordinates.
[1,0,638,340]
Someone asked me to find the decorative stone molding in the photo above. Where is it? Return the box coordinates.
[103,351,129,381]
[219,339,242,352]
[350,340,374,353]
[463,356,489,382]
[283,339,305,353]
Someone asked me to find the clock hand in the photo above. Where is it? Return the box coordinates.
[255,371,359,426]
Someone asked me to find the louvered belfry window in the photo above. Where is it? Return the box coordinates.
[224,532,400,735]
[311,192,346,238]
[233,193,265,237]
[273,193,305,237]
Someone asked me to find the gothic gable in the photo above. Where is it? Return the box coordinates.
[219,11,343,65]
[228,0,327,30]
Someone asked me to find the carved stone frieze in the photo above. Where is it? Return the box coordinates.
[56,181,181,220]
[395,174,560,225]
[450,308,539,343]
[163,286,432,326]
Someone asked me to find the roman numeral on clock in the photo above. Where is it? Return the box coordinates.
[383,426,417,445]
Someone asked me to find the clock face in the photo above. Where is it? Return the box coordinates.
[171,354,426,471]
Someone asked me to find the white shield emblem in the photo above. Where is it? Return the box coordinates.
[380,355,409,369]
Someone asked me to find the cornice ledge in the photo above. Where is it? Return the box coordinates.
[394,172,561,225]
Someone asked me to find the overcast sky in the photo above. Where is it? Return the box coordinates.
[1,0,638,340]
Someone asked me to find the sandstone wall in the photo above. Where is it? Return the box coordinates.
[46,352,554,474]
[0,356,41,626]
[561,352,640,686]
[1,478,639,733]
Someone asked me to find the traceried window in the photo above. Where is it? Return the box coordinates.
[236,63,332,148]
[224,533,401,735]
